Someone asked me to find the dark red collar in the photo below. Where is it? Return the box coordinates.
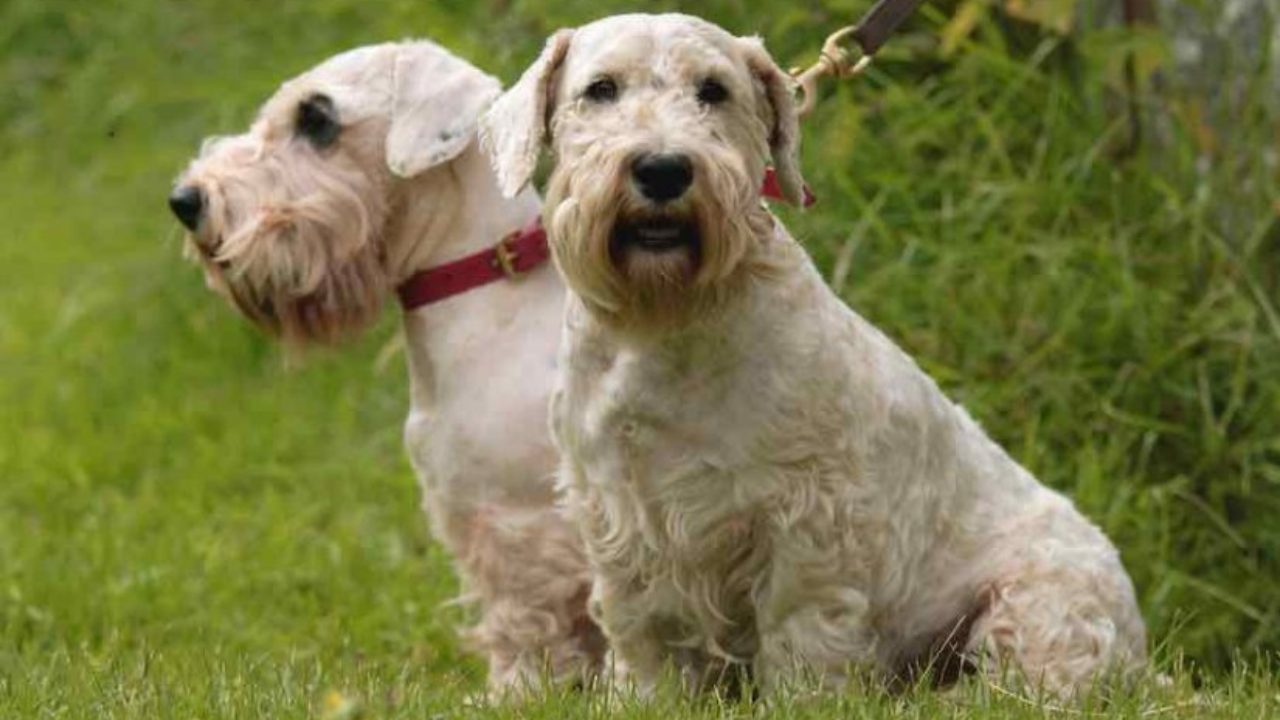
[396,216,549,310]
[396,168,814,311]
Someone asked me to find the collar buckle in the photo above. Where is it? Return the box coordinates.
[492,232,523,279]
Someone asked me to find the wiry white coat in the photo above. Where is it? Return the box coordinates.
[483,13,1146,698]
[173,42,601,692]
[556,228,1147,695]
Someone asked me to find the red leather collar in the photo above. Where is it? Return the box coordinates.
[397,216,549,310]
[396,168,814,311]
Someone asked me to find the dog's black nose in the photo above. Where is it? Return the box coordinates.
[168,185,204,230]
[632,153,693,203]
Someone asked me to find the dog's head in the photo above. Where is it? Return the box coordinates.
[169,41,500,345]
[482,13,805,329]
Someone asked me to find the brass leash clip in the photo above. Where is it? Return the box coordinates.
[793,26,873,119]
[791,0,926,119]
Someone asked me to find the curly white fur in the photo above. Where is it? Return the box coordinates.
[172,41,602,693]
[482,13,1147,699]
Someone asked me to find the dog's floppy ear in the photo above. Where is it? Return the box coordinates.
[385,41,502,178]
[741,38,806,206]
[480,30,573,198]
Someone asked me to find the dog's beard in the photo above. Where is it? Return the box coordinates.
[546,146,769,332]
[196,244,388,347]
[609,209,702,314]
[183,143,389,346]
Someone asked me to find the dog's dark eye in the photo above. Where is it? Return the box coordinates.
[583,77,618,103]
[696,78,729,106]
[296,93,340,148]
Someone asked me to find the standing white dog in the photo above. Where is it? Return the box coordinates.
[482,13,1147,698]
[169,41,602,692]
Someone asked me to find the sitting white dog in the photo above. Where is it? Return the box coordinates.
[482,13,1147,698]
[169,41,601,692]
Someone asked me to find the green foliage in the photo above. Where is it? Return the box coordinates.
[2,0,1277,715]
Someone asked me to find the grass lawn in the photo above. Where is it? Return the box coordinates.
[2,0,1277,716]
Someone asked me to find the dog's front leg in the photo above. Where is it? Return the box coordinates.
[451,504,602,696]
[753,527,877,694]
[588,575,668,697]
[754,592,876,693]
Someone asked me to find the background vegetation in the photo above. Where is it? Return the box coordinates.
[2,0,1277,716]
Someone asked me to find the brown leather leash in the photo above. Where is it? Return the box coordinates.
[793,0,927,118]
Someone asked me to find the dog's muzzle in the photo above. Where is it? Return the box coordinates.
[612,217,699,254]
[617,153,701,262]
[168,184,204,231]
[631,153,693,204]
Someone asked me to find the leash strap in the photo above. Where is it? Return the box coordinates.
[852,0,927,56]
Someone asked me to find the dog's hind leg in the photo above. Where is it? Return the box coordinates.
[964,536,1147,700]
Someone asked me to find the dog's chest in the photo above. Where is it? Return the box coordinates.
[564,333,764,495]
[561,330,779,613]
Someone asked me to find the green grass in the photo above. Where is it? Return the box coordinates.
[2,0,1278,716]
